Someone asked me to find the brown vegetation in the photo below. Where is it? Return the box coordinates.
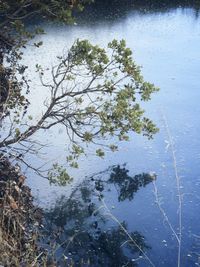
[0,156,42,266]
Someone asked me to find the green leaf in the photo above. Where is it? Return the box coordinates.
[96,149,105,158]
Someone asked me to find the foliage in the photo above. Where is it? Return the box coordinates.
[0,38,158,183]
[48,163,73,186]
[0,1,159,185]
[0,0,92,117]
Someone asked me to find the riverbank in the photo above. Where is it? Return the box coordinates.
[0,157,43,266]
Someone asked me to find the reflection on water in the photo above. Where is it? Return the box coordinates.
[43,166,153,267]
[107,166,155,202]
[77,0,200,23]
[41,163,200,266]
[23,1,200,266]
[42,166,154,266]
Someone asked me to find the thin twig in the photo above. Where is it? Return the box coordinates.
[101,198,156,267]
[162,114,182,267]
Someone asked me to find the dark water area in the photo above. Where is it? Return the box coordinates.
[77,0,200,22]
[42,167,155,266]
[21,1,200,266]
[41,166,154,266]
[41,164,200,266]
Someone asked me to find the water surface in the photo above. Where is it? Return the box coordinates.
[23,2,200,266]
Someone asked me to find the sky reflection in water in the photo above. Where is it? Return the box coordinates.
[23,1,200,266]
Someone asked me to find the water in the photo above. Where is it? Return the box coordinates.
[22,1,200,266]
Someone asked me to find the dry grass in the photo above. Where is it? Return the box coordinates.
[0,156,44,266]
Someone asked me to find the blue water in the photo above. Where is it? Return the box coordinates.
[23,3,200,266]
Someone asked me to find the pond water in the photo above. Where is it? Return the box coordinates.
[22,1,200,266]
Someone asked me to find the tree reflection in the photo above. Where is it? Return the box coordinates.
[109,165,155,201]
[91,165,155,202]
[42,165,154,266]
[79,0,200,23]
